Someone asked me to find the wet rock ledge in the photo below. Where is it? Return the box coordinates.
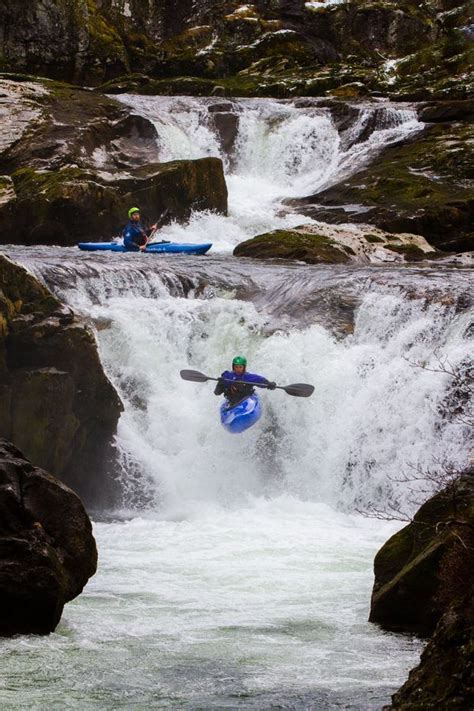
[369,472,474,709]
[234,223,437,264]
[0,439,97,636]
[0,254,122,505]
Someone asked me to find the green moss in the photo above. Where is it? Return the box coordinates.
[123,74,263,98]
[12,167,87,201]
[234,229,349,264]
[385,243,427,260]
[85,0,129,71]
[364,234,385,243]
[386,32,474,100]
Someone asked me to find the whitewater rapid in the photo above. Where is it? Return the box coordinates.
[1,96,472,709]
[2,248,472,709]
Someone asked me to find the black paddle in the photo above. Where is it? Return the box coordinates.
[148,208,172,244]
[180,369,314,398]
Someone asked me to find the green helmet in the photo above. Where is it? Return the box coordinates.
[232,356,247,367]
[128,206,140,219]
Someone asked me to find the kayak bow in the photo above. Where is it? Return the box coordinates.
[220,394,262,434]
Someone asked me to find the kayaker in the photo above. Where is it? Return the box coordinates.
[123,207,157,251]
[214,356,276,407]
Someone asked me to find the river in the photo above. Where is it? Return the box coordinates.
[0,96,472,709]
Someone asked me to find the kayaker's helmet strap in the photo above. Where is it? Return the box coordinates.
[232,356,247,368]
[128,206,140,219]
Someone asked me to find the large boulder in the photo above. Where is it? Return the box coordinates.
[369,472,474,636]
[373,472,474,709]
[0,439,97,636]
[0,254,122,505]
[0,77,228,245]
[234,228,350,264]
[290,122,474,253]
[4,158,227,246]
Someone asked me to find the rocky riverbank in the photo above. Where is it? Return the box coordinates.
[0,254,122,504]
[0,439,97,636]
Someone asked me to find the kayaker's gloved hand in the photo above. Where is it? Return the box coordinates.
[267,381,277,390]
[214,377,225,396]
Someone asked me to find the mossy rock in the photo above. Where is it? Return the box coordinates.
[385,243,432,261]
[331,82,370,98]
[10,369,79,476]
[85,0,130,78]
[0,255,123,505]
[3,156,227,246]
[233,229,350,264]
[390,591,474,709]
[293,122,474,252]
[0,0,469,102]
[380,25,474,101]
[0,254,60,319]
[370,473,474,636]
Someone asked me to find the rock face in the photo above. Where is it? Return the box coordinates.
[291,121,474,253]
[390,596,474,709]
[0,1,471,101]
[0,77,228,246]
[233,224,437,264]
[0,439,97,636]
[370,472,474,708]
[0,254,123,505]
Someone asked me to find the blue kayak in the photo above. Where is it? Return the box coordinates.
[78,241,212,255]
[220,394,262,434]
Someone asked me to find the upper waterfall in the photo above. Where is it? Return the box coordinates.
[114,96,423,252]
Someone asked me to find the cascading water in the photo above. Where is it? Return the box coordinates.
[114,96,423,251]
[1,97,472,709]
